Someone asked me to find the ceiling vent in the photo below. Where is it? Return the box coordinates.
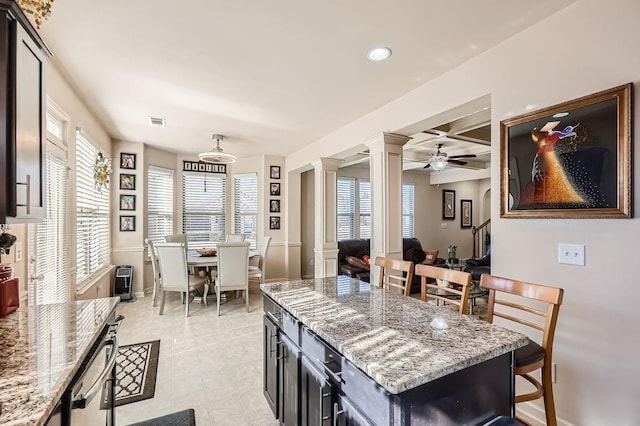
[148,116,166,128]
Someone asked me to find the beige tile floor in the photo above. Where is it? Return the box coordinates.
[115,289,278,426]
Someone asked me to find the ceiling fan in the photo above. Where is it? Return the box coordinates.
[424,143,477,171]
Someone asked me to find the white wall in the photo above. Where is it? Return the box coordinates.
[285,1,640,423]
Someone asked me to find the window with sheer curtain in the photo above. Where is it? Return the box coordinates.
[234,173,257,249]
[182,172,226,247]
[147,167,174,244]
[402,184,415,237]
[76,132,110,286]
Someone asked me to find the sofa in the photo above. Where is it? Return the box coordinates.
[337,238,444,294]
[463,255,491,281]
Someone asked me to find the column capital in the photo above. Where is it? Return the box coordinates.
[364,132,411,153]
[310,157,342,171]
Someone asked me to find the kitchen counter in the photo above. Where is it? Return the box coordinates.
[261,276,528,394]
[0,297,119,425]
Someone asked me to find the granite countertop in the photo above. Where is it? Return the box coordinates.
[261,276,528,394]
[0,297,120,425]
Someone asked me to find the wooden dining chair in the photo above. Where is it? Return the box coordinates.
[145,238,161,307]
[480,274,564,426]
[415,264,472,314]
[155,242,209,317]
[374,256,414,296]
[214,242,250,315]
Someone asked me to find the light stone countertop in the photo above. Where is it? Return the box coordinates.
[261,276,528,394]
[0,297,120,425]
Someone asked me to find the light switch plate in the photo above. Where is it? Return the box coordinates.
[440,223,448,229]
[15,242,23,262]
[558,243,585,266]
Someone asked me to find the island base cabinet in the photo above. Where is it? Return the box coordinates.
[279,333,300,426]
[263,316,279,418]
[300,356,332,425]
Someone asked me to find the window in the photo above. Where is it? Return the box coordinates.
[29,151,69,304]
[76,132,110,285]
[234,174,257,248]
[359,180,371,239]
[402,184,415,238]
[147,167,174,244]
[183,172,226,247]
[337,178,355,240]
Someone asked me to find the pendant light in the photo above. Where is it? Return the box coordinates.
[198,134,237,164]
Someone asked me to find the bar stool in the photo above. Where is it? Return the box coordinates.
[374,257,414,296]
[415,264,472,314]
[480,274,564,426]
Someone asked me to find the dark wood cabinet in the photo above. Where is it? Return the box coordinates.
[0,1,49,223]
[263,315,279,418]
[278,333,300,426]
[300,355,332,426]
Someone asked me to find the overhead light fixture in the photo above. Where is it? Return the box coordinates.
[429,153,448,171]
[198,134,237,164]
[367,47,392,62]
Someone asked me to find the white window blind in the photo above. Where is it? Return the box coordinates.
[402,184,415,238]
[337,178,355,241]
[147,167,174,244]
[28,151,69,304]
[234,174,257,249]
[76,133,110,285]
[359,180,371,239]
[183,172,226,247]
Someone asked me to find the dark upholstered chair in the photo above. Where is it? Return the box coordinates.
[463,254,490,281]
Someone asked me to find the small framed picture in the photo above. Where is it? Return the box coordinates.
[120,174,136,190]
[120,194,136,211]
[270,183,281,196]
[461,199,472,228]
[270,216,280,230]
[120,153,136,170]
[270,199,280,213]
[442,189,455,220]
[184,162,192,171]
[119,215,136,232]
[270,165,281,180]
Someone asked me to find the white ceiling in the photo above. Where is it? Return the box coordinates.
[39,0,576,159]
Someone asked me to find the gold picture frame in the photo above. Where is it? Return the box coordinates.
[500,83,632,218]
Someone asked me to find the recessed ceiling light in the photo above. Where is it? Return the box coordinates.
[553,112,569,118]
[148,116,166,128]
[367,47,392,62]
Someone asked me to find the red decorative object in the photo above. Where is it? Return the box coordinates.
[0,271,19,316]
[362,255,370,266]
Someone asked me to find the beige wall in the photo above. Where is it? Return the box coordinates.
[300,170,314,278]
[286,1,640,423]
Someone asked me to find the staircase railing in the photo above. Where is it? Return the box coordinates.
[471,219,491,258]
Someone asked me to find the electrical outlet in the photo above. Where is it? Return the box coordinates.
[440,223,448,229]
[558,243,585,266]
[552,362,557,383]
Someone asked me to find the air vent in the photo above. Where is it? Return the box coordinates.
[148,116,166,128]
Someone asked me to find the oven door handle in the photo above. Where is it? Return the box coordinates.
[72,335,119,409]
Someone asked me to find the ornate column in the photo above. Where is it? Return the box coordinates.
[311,158,342,278]
[365,133,410,284]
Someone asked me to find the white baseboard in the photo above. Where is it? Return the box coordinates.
[518,402,573,426]
[134,291,145,298]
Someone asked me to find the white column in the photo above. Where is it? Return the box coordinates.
[366,133,410,284]
[311,158,342,278]
[285,170,302,279]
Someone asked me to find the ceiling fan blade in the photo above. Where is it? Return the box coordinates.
[448,154,477,159]
[448,159,468,165]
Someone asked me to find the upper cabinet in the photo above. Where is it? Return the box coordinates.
[0,1,50,223]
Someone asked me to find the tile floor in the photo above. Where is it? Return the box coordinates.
[115,288,278,426]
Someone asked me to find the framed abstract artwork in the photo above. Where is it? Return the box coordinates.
[500,83,632,218]
[442,190,455,220]
[461,199,472,228]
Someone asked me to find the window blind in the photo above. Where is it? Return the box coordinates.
[337,178,355,241]
[234,173,257,249]
[358,180,371,239]
[402,184,415,238]
[76,133,110,285]
[147,167,174,244]
[183,172,226,247]
[28,151,69,304]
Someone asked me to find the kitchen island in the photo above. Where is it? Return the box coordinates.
[0,297,120,425]
[261,276,528,425]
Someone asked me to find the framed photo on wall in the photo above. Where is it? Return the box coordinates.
[442,190,455,220]
[270,165,281,179]
[500,83,632,218]
[270,216,280,230]
[270,183,281,196]
[120,153,136,170]
[119,215,136,232]
[270,199,280,213]
[120,194,136,211]
[119,174,136,190]
[461,199,472,228]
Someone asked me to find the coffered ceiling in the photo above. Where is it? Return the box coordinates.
[38,0,576,159]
